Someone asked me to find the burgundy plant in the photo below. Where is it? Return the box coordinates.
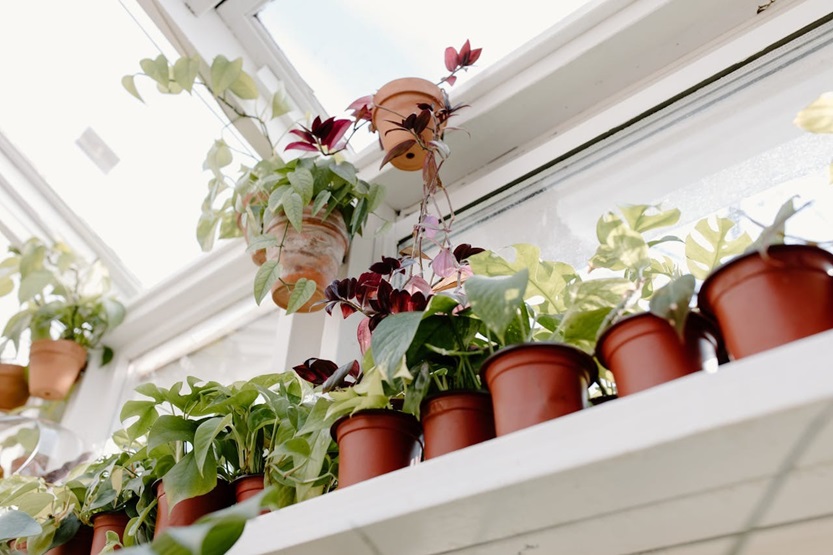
[293,357,361,391]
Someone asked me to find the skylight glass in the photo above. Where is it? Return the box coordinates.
[257,0,595,149]
[0,1,235,295]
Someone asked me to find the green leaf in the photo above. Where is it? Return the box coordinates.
[203,140,233,175]
[194,415,232,475]
[0,277,13,297]
[134,382,166,402]
[121,75,143,102]
[311,190,331,217]
[229,70,259,99]
[288,168,314,205]
[140,55,170,88]
[283,191,305,233]
[17,270,52,303]
[101,346,114,366]
[245,234,279,253]
[371,312,424,381]
[330,162,357,185]
[619,204,681,233]
[590,213,649,272]
[253,260,281,305]
[271,91,292,118]
[685,217,752,279]
[162,451,217,512]
[466,269,528,343]
[196,212,220,252]
[286,278,316,314]
[748,197,810,253]
[795,92,833,134]
[172,56,200,92]
[366,183,385,214]
[0,509,41,540]
[210,56,243,96]
[148,415,198,453]
[102,298,127,328]
[649,274,696,335]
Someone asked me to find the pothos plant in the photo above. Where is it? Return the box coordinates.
[0,238,126,365]
[124,54,385,313]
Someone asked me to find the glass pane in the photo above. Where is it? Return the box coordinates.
[0,1,235,290]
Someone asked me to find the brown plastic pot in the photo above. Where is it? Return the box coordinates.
[481,343,596,436]
[232,474,265,503]
[596,311,723,397]
[332,409,422,488]
[44,525,93,555]
[698,244,833,359]
[90,512,130,553]
[0,363,29,409]
[372,78,444,171]
[420,391,495,459]
[265,208,349,312]
[154,481,231,538]
[28,339,87,400]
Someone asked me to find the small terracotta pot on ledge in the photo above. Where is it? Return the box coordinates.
[90,512,130,554]
[27,339,87,400]
[481,343,596,436]
[0,363,29,409]
[420,390,495,459]
[372,77,444,172]
[698,244,833,359]
[153,480,232,538]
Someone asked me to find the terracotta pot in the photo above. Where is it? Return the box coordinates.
[44,525,93,555]
[332,409,422,488]
[90,512,130,553]
[154,481,231,538]
[481,343,596,436]
[28,339,87,400]
[372,78,444,171]
[265,208,349,312]
[420,391,495,459]
[698,244,833,359]
[232,474,265,503]
[0,363,29,409]
[596,311,723,397]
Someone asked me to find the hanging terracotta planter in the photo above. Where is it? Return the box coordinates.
[265,208,349,313]
[332,409,422,488]
[420,390,495,459]
[596,311,724,397]
[44,525,93,555]
[372,78,444,171]
[154,480,231,537]
[27,339,87,400]
[698,244,833,359]
[90,512,130,554]
[481,343,596,436]
[0,363,29,409]
[237,192,269,267]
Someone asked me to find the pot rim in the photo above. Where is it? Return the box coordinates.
[419,389,490,412]
[230,473,264,486]
[372,77,443,107]
[697,244,833,318]
[479,342,598,385]
[330,408,421,442]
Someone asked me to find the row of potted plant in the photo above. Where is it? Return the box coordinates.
[0,238,126,408]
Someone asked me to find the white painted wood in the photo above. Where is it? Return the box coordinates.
[229,330,833,555]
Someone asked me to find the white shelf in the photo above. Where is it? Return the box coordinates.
[230,329,833,555]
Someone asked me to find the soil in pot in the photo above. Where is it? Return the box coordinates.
[332,409,422,488]
[0,363,29,409]
[420,391,495,459]
[90,512,130,554]
[698,244,833,359]
[44,525,93,555]
[481,343,596,436]
[28,339,87,400]
[372,77,444,171]
[595,311,724,397]
[154,480,232,537]
[265,208,349,313]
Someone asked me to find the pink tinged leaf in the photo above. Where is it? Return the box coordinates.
[459,40,472,64]
[445,75,457,87]
[324,119,351,150]
[340,303,357,319]
[432,248,457,278]
[421,215,440,240]
[357,317,372,355]
[444,46,458,72]
[285,141,320,152]
[288,128,315,142]
[347,95,373,112]
[380,139,416,168]
[458,265,473,279]
[468,48,483,65]
[405,275,432,296]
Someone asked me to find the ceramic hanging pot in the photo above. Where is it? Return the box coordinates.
[90,512,130,554]
[481,343,596,436]
[420,390,495,459]
[154,480,231,537]
[596,311,724,397]
[27,339,87,400]
[265,208,349,312]
[372,78,444,171]
[332,409,422,488]
[698,244,833,359]
[0,363,29,409]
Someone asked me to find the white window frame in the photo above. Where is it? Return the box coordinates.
[57,0,833,445]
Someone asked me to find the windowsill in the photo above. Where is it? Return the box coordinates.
[230,329,833,554]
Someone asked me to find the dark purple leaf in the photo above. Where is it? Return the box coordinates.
[380,139,417,168]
